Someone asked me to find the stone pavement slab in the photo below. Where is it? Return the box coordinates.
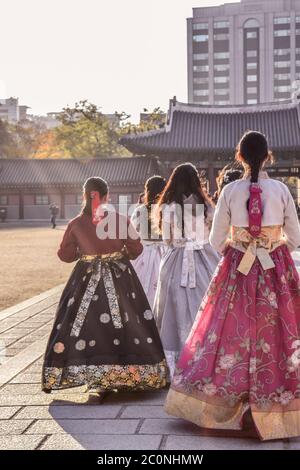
[120,404,170,419]
[14,405,122,420]
[0,406,21,419]
[164,436,285,450]
[40,434,163,450]
[26,418,139,435]
[0,419,33,435]
[0,435,45,450]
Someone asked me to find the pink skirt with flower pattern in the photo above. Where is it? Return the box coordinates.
[165,245,300,440]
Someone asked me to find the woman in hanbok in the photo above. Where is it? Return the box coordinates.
[165,131,300,440]
[42,177,167,393]
[131,176,166,309]
[153,163,220,377]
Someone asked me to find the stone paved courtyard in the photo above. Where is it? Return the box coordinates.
[1,253,300,450]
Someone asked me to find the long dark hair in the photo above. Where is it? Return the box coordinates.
[155,162,212,234]
[236,131,273,183]
[213,162,244,203]
[144,175,166,207]
[81,177,109,216]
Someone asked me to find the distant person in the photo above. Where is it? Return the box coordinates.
[131,175,167,309]
[212,163,244,204]
[42,177,167,395]
[49,203,59,229]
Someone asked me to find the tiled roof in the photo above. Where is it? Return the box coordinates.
[120,100,300,156]
[0,157,158,189]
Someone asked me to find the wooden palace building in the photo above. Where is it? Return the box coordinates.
[120,97,300,194]
[1,97,300,221]
[0,157,159,220]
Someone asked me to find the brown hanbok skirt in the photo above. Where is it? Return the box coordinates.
[42,252,167,392]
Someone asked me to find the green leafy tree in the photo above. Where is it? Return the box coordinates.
[54,100,129,158]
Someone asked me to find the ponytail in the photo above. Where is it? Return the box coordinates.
[235,131,271,237]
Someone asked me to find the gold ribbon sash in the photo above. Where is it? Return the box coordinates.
[70,251,126,337]
[229,226,285,276]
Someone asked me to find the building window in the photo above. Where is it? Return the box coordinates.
[246,31,257,39]
[274,30,290,37]
[274,61,291,68]
[214,52,230,60]
[274,48,290,56]
[194,90,209,96]
[247,75,257,82]
[246,62,257,70]
[214,21,229,29]
[247,99,258,104]
[274,85,291,92]
[274,17,291,25]
[247,87,257,94]
[193,53,209,60]
[274,73,290,80]
[214,76,229,84]
[193,34,209,42]
[214,64,230,72]
[193,22,208,30]
[0,195,8,205]
[193,65,209,72]
[35,194,49,205]
[214,33,229,40]
[247,50,257,58]
[214,89,229,96]
[193,78,209,85]
[296,60,300,66]
[244,19,260,28]
[215,101,230,105]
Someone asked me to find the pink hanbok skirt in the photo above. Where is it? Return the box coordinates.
[165,245,300,440]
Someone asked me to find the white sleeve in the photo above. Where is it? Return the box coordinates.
[209,190,231,254]
[283,188,300,252]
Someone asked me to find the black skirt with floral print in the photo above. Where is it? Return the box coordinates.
[42,256,167,392]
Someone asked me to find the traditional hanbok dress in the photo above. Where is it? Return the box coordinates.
[153,195,220,377]
[165,171,300,440]
[42,212,167,392]
[131,205,166,309]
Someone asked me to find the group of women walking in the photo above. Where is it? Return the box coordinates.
[42,131,300,441]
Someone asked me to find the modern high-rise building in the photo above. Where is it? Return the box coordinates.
[187,0,300,105]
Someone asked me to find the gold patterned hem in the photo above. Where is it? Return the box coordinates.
[165,388,246,431]
[165,389,300,440]
[42,360,168,392]
[252,410,300,440]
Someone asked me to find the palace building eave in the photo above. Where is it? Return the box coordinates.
[0,156,159,190]
[119,98,300,157]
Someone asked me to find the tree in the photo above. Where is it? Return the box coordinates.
[0,119,14,158]
[119,107,166,136]
[53,100,129,158]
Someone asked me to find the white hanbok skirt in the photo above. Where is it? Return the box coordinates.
[131,241,166,310]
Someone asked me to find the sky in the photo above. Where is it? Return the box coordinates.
[0,0,237,121]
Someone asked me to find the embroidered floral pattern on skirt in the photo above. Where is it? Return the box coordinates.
[165,245,300,440]
[42,256,167,391]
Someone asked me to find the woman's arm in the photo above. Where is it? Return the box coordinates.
[209,190,231,254]
[123,218,143,260]
[57,222,80,263]
[283,188,300,252]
